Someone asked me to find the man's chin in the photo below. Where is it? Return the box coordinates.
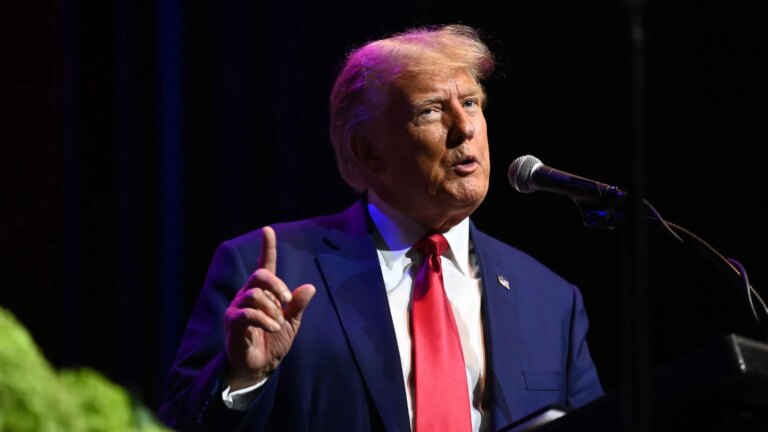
[430,192,486,228]
[443,182,489,210]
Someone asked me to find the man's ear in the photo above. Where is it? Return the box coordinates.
[350,133,384,174]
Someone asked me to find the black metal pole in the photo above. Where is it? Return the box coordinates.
[621,1,650,431]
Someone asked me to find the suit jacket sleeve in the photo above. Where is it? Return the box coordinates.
[566,283,604,408]
[159,238,278,431]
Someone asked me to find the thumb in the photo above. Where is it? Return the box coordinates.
[284,284,316,325]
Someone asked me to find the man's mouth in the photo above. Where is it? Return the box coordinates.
[453,155,476,166]
[452,156,479,173]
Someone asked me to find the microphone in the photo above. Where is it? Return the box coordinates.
[507,155,626,206]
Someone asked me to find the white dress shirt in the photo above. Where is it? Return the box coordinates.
[367,191,487,432]
[224,192,488,431]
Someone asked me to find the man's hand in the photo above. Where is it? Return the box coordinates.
[224,226,316,391]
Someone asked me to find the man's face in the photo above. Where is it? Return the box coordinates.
[364,68,491,231]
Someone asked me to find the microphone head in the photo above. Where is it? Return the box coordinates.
[508,155,543,193]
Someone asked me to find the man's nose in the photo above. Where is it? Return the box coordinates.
[447,107,476,146]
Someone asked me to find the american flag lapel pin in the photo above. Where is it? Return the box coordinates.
[497,275,510,290]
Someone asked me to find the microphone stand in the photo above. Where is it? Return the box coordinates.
[569,193,768,337]
[567,179,768,326]
[567,189,768,431]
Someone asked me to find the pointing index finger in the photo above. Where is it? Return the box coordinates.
[258,226,277,274]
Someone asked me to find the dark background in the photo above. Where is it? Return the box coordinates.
[2,0,766,416]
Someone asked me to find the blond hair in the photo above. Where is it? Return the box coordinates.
[329,24,495,192]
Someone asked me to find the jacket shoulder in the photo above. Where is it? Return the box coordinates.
[216,204,363,272]
[472,227,576,296]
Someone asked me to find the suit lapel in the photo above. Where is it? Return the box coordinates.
[316,203,410,432]
[471,225,526,430]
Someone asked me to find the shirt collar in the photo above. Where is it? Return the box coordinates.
[367,190,471,276]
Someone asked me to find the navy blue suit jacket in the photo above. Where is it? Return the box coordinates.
[159,201,603,431]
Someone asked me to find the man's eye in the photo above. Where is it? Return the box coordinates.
[417,107,442,122]
[463,99,479,108]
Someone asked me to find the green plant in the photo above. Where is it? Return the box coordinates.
[0,307,169,432]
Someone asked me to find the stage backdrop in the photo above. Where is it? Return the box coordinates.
[2,0,766,411]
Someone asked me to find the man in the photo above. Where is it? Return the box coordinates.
[160,24,603,431]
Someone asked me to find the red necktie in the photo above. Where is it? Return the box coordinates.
[411,233,472,432]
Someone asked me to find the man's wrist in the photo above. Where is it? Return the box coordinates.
[225,362,276,392]
[222,377,269,411]
[227,371,270,391]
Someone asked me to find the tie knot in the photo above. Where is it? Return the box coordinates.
[413,233,449,257]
